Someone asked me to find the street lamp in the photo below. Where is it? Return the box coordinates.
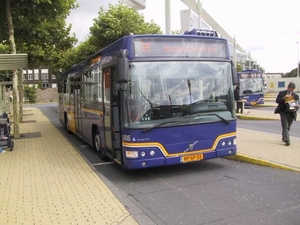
[297,42,299,78]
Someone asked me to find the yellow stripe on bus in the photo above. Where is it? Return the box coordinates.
[122,132,236,157]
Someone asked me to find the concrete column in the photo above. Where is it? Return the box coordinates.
[248,52,251,70]
[165,0,171,34]
[197,0,202,28]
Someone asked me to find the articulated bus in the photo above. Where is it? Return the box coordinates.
[58,33,238,170]
[237,69,264,106]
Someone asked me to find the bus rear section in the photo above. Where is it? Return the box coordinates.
[238,70,264,106]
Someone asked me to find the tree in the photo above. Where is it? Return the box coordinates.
[0,0,78,73]
[1,0,77,126]
[5,0,20,137]
[284,68,297,77]
[89,4,162,49]
[61,4,162,71]
[236,64,243,72]
[172,30,181,35]
[59,38,97,72]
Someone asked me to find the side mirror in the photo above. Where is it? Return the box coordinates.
[232,67,238,85]
[118,50,129,84]
[116,50,129,91]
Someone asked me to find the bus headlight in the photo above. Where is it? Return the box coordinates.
[141,151,146,157]
[126,151,138,158]
[150,150,155,156]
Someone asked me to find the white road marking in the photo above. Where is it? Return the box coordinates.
[92,162,114,166]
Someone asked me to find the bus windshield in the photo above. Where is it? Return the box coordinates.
[240,78,264,94]
[124,61,234,128]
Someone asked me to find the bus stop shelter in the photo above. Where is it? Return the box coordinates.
[0,54,28,113]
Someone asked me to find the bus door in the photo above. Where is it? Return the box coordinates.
[102,66,122,163]
[73,79,83,137]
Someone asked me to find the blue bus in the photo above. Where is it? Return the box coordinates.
[58,33,238,170]
[237,69,264,106]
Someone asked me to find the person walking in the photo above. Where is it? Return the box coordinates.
[234,85,242,113]
[274,82,299,146]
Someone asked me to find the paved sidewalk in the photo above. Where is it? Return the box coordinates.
[0,108,138,225]
[229,107,300,172]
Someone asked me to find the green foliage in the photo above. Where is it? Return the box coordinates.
[59,38,97,73]
[89,4,162,49]
[0,70,12,82]
[284,68,298,77]
[172,30,181,35]
[61,3,162,72]
[236,64,243,72]
[0,0,78,73]
[37,81,42,89]
[24,85,36,103]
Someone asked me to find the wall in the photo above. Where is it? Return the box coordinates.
[266,77,300,92]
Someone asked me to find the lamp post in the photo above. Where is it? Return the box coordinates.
[197,0,202,28]
[297,42,299,78]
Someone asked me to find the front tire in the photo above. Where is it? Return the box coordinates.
[93,129,108,161]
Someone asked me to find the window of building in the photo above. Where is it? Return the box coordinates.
[34,69,39,80]
[28,70,33,80]
[41,69,49,80]
[52,74,56,79]
[278,81,285,88]
[23,70,27,80]
[42,83,49,89]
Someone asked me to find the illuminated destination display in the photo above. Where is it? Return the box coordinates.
[133,37,228,58]
[239,73,262,78]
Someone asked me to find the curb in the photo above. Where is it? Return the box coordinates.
[252,104,276,108]
[225,153,300,173]
[237,115,279,120]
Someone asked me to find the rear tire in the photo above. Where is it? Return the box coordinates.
[10,140,14,151]
[65,114,72,134]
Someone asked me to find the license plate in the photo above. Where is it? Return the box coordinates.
[181,154,204,163]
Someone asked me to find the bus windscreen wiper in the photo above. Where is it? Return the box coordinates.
[142,120,182,133]
[205,113,230,124]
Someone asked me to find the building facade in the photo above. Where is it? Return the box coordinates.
[264,72,283,79]
[22,67,57,89]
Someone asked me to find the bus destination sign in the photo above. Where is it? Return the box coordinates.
[239,73,262,78]
[133,37,227,58]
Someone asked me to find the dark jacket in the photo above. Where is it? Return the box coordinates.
[275,90,299,120]
[234,88,240,101]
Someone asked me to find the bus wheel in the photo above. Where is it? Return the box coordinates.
[65,114,72,134]
[93,129,108,161]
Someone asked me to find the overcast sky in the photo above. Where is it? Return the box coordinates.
[66,0,300,73]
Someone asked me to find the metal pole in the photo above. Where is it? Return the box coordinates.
[233,36,237,67]
[197,0,202,28]
[165,0,171,34]
[297,42,299,78]
[248,52,251,70]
